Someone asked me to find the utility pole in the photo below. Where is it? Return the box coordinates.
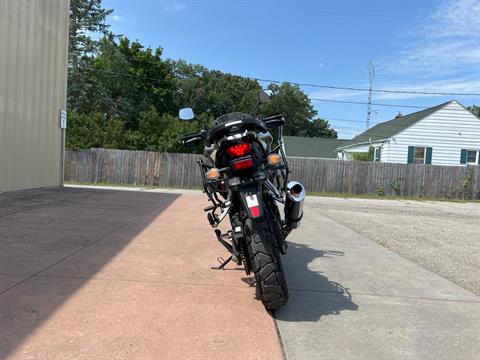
[366,60,375,130]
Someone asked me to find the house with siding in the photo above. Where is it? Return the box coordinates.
[336,100,480,166]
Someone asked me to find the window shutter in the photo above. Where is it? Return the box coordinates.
[407,146,414,164]
[478,151,480,165]
[425,147,432,164]
[460,149,467,164]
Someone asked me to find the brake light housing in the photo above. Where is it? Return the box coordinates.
[232,158,254,170]
[226,143,251,157]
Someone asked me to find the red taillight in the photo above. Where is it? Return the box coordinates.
[226,143,251,157]
[232,158,254,170]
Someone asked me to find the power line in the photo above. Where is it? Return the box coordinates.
[333,122,422,133]
[83,66,467,114]
[309,98,428,109]
[85,67,168,84]
[84,67,428,109]
[253,78,480,96]
[123,56,169,66]
[84,66,431,139]
[319,116,378,124]
[331,126,370,132]
[330,120,455,138]
[89,56,480,96]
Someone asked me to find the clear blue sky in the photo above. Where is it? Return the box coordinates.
[104,0,480,138]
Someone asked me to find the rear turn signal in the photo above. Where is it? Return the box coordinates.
[268,153,282,166]
[206,168,220,180]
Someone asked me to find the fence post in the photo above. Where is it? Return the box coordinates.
[91,148,98,184]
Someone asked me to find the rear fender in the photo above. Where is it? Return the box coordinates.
[238,185,265,221]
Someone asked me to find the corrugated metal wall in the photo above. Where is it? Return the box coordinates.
[0,0,69,192]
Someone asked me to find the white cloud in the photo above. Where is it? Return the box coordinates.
[428,0,480,38]
[381,0,480,76]
[111,14,124,23]
[163,1,187,14]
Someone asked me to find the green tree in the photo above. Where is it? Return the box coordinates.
[66,112,106,149]
[467,105,480,118]
[89,37,176,128]
[68,0,113,112]
[258,83,315,136]
[103,117,129,149]
[171,60,261,121]
[258,83,337,138]
[66,2,338,151]
[305,118,338,138]
[66,112,129,149]
[127,107,205,152]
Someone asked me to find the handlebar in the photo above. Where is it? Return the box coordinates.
[261,114,285,128]
[180,114,285,147]
[180,130,206,146]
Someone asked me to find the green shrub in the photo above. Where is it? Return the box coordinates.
[351,152,369,161]
[376,186,385,196]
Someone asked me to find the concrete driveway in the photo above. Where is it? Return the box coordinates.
[1,187,479,360]
[0,188,282,360]
[275,196,480,360]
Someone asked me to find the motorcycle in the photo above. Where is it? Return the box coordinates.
[180,91,305,310]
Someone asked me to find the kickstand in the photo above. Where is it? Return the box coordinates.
[211,255,233,270]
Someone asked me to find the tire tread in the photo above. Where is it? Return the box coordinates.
[246,219,288,310]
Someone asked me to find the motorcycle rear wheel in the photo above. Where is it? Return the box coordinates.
[245,219,288,310]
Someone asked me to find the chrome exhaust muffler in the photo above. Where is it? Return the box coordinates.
[284,181,306,229]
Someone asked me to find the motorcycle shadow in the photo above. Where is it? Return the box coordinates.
[246,242,358,320]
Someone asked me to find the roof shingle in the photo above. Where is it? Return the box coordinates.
[283,136,349,158]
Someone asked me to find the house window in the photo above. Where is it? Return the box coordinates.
[374,147,381,162]
[460,149,478,165]
[408,146,432,164]
[414,147,425,164]
[466,150,477,164]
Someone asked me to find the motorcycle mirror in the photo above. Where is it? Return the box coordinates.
[258,90,272,103]
[179,108,195,120]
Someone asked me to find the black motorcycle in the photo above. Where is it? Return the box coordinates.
[180,92,305,310]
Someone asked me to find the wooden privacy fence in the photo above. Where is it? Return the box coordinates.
[65,149,203,189]
[65,149,480,200]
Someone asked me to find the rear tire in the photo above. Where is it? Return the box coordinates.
[245,219,288,310]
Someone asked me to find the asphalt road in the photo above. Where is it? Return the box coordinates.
[1,187,479,360]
